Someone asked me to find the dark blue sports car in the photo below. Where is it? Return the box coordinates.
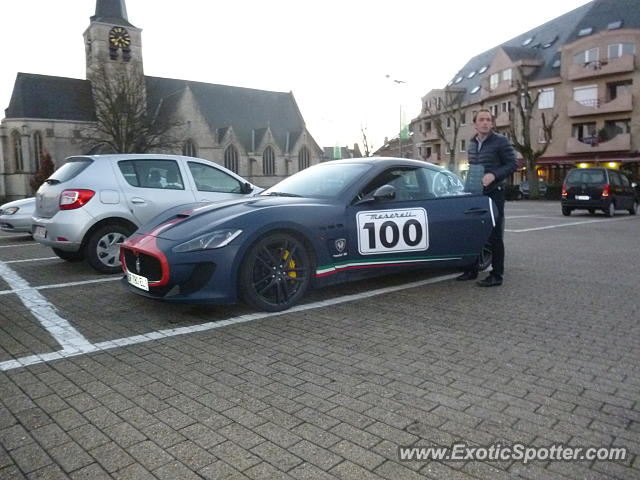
[121,158,495,311]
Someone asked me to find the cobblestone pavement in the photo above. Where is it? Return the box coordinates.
[0,201,638,479]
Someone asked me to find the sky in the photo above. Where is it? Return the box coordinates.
[1,0,591,153]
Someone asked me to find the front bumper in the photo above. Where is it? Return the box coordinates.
[31,209,94,251]
[0,215,32,233]
[121,234,240,303]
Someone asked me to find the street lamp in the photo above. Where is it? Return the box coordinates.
[385,75,408,158]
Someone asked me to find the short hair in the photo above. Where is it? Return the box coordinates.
[473,108,493,123]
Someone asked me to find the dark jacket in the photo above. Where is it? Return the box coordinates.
[468,131,518,193]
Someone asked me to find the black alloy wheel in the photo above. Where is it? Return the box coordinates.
[240,233,312,312]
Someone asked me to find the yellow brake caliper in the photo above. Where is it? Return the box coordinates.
[281,250,297,278]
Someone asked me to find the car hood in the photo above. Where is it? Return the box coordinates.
[136,196,327,241]
[1,197,35,210]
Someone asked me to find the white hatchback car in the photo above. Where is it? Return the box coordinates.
[32,154,260,273]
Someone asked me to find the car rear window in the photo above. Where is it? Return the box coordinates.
[48,157,93,183]
[566,169,606,185]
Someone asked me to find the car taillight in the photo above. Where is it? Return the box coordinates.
[59,189,95,210]
[602,184,610,197]
[561,184,567,197]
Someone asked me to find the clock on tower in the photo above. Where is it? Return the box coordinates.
[109,27,131,61]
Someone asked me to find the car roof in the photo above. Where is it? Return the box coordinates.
[69,154,209,161]
[317,157,444,170]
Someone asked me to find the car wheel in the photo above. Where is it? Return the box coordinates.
[588,209,596,215]
[605,202,615,217]
[52,248,85,262]
[629,201,637,215]
[477,244,492,271]
[240,233,312,312]
[562,207,572,216]
[85,224,133,274]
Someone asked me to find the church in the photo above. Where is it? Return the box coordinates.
[0,0,323,200]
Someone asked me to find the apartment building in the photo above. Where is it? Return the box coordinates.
[410,0,640,186]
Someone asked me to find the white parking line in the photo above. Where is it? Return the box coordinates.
[0,277,120,296]
[0,272,458,371]
[0,261,94,354]
[506,216,638,232]
[506,215,558,219]
[5,257,58,264]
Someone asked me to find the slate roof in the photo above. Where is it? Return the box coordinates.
[91,0,134,27]
[441,0,639,104]
[4,73,96,121]
[4,73,316,154]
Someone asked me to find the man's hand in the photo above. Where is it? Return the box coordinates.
[482,172,496,187]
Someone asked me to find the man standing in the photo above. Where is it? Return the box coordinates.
[457,109,517,286]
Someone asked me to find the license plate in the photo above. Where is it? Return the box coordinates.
[127,271,149,291]
[576,195,590,200]
[33,226,47,238]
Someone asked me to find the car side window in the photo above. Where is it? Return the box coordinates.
[421,168,466,198]
[620,174,630,188]
[610,172,622,187]
[360,168,425,202]
[188,162,242,193]
[118,160,184,190]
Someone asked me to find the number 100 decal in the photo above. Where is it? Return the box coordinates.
[357,208,429,255]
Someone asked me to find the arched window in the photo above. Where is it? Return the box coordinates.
[298,147,310,171]
[33,131,44,171]
[182,139,197,157]
[11,130,24,172]
[263,146,275,176]
[224,145,239,173]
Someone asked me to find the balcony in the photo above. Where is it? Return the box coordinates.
[481,80,515,99]
[568,54,635,80]
[495,111,512,127]
[567,92,632,117]
[566,133,631,153]
[423,130,440,141]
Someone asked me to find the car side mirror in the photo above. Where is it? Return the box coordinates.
[373,184,396,201]
[241,182,254,194]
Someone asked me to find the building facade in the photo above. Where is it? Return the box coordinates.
[0,0,322,200]
[410,0,640,186]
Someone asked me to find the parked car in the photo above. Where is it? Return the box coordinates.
[561,167,637,216]
[0,197,36,234]
[518,179,548,199]
[121,158,495,312]
[32,154,260,273]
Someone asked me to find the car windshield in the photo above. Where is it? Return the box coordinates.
[262,163,371,198]
[566,169,606,186]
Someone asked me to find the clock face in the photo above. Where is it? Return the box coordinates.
[109,27,131,48]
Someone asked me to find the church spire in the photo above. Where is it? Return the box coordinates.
[91,0,134,27]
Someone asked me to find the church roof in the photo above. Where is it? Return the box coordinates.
[4,73,96,121]
[4,73,317,154]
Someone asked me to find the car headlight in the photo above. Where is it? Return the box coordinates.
[173,229,242,253]
[2,207,19,215]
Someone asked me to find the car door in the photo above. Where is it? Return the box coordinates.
[345,166,493,278]
[185,160,247,202]
[614,171,633,209]
[116,158,197,225]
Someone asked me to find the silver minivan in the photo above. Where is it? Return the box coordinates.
[32,154,259,273]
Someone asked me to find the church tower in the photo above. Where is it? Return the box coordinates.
[83,0,144,81]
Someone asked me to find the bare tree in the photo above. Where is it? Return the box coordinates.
[424,87,466,172]
[84,66,182,153]
[360,125,374,157]
[508,66,559,198]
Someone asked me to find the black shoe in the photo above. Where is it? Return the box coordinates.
[456,271,478,281]
[477,274,503,287]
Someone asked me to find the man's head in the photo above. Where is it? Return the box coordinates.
[473,109,493,136]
